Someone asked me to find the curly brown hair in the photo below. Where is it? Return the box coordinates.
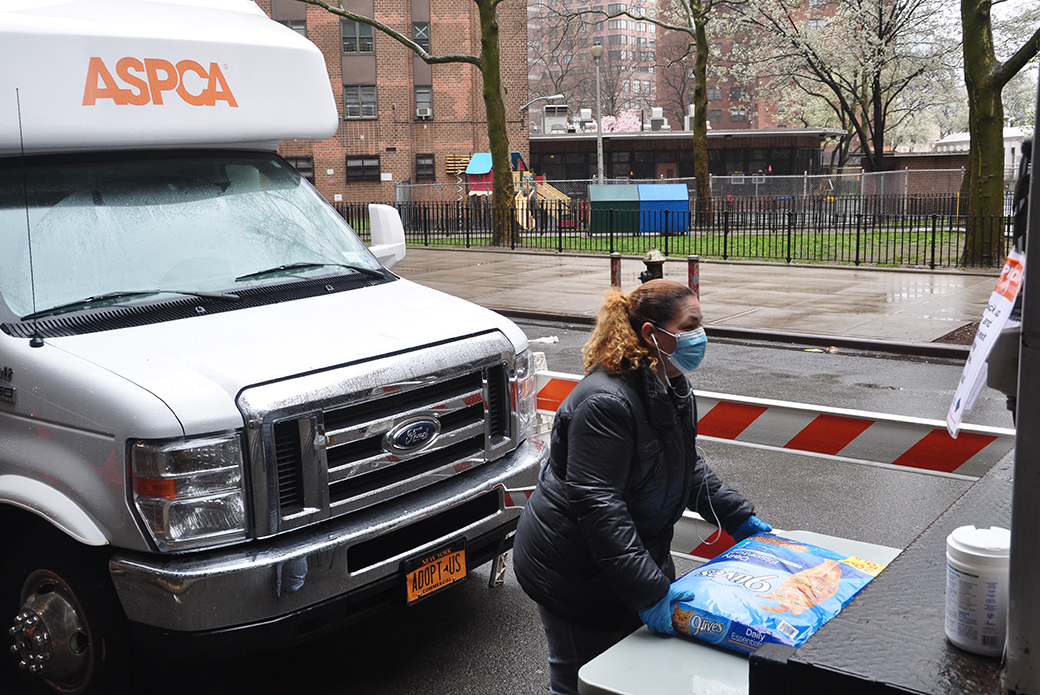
[582,279,697,375]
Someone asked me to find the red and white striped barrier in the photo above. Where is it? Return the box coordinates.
[502,486,535,509]
[535,372,1015,480]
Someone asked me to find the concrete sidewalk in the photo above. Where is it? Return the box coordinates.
[393,247,999,348]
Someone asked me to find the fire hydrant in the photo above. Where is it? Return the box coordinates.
[639,248,666,283]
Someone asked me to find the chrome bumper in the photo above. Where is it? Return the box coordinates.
[109,438,546,632]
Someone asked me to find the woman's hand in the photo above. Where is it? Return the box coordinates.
[638,586,697,635]
[733,515,773,542]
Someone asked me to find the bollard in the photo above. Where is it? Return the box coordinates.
[687,255,700,298]
[610,252,622,288]
[638,248,666,283]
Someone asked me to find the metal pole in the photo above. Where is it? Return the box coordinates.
[687,255,699,297]
[610,252,622,288]
[1002,95,1040,695]
[595,58,604,184]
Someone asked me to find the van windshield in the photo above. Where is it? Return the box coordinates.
[0,151,382,319]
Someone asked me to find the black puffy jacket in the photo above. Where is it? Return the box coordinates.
[513,363,755,630]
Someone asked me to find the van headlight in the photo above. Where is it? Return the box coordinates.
[130,432,247,552]
[512,349,537,443]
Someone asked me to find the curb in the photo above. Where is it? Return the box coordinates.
[495,308,971,360]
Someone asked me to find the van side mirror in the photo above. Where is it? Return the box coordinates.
[368,204,407,270]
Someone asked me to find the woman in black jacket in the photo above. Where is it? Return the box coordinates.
[513,278,771,695]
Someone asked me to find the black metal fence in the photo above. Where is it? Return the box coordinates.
[334,195,1012,269]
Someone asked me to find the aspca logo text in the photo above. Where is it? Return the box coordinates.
[82,57,238,107]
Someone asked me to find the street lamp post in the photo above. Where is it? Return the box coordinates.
[590,41,604,184]
[519,93,565,134]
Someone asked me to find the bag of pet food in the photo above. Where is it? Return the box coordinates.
[670,534,885,654]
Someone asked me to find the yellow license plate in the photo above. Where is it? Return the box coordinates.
[405,541,467,603]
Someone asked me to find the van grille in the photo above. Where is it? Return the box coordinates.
[268,363,511,526]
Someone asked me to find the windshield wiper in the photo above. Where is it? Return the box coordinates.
[22,289,240,321]
[235,262,385,282]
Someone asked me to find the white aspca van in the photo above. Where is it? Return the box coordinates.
[0,2,545,692]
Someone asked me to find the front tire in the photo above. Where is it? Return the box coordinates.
[2,525,132,694]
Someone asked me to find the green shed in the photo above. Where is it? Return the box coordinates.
[589,184,641,236]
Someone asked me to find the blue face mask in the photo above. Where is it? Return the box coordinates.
[655,326,707,372]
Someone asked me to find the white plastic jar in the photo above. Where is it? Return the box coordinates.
[945,525,1011,657]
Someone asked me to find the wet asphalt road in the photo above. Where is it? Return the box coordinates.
[140,319,1007,695]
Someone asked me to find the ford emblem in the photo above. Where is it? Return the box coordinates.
[385,417,441,453]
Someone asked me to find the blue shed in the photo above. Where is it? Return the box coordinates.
[638,183,690,235]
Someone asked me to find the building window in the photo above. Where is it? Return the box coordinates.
[730,107,747,122]
[809,0,827,6]
[707,87,721,101]
[608,50,626,61]
[283,156,315,183]
[413,22,430,52]
[807,18,826,28]
[415,86,433,118]
[707,109,722,124]
[342,20,374,53]
[607,2,627,12]
[277,19,307,37]
[416,153,435,180]
[608,33,628,45]
[608,18,627,29]
[730,86,743,101]
[346,156,380,181]
[638,51,654,62]
[635,21,647,31]
[344,85,377,118]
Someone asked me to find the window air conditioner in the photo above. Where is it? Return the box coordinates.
[416,107,432,119]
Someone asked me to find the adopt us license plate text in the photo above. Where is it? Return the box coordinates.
[405,539,466,603]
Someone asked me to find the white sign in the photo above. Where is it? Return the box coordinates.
[947,248,1026,437]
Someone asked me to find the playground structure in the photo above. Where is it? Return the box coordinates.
[514,171,581,230]
[463,151,578,230]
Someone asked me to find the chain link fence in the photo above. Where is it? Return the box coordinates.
[393,169,971,203]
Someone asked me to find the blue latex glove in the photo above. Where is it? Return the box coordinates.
[733,515,773,542]
[638,586,697,635]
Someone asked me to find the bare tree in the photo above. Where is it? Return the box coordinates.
[653,26,692,126]
[528,4,597,117]
[301,0,518,245]
[573,0,751,216]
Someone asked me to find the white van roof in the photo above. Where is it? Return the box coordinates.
[0,0,338,155]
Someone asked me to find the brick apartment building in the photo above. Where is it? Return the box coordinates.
[259,0,530,203]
